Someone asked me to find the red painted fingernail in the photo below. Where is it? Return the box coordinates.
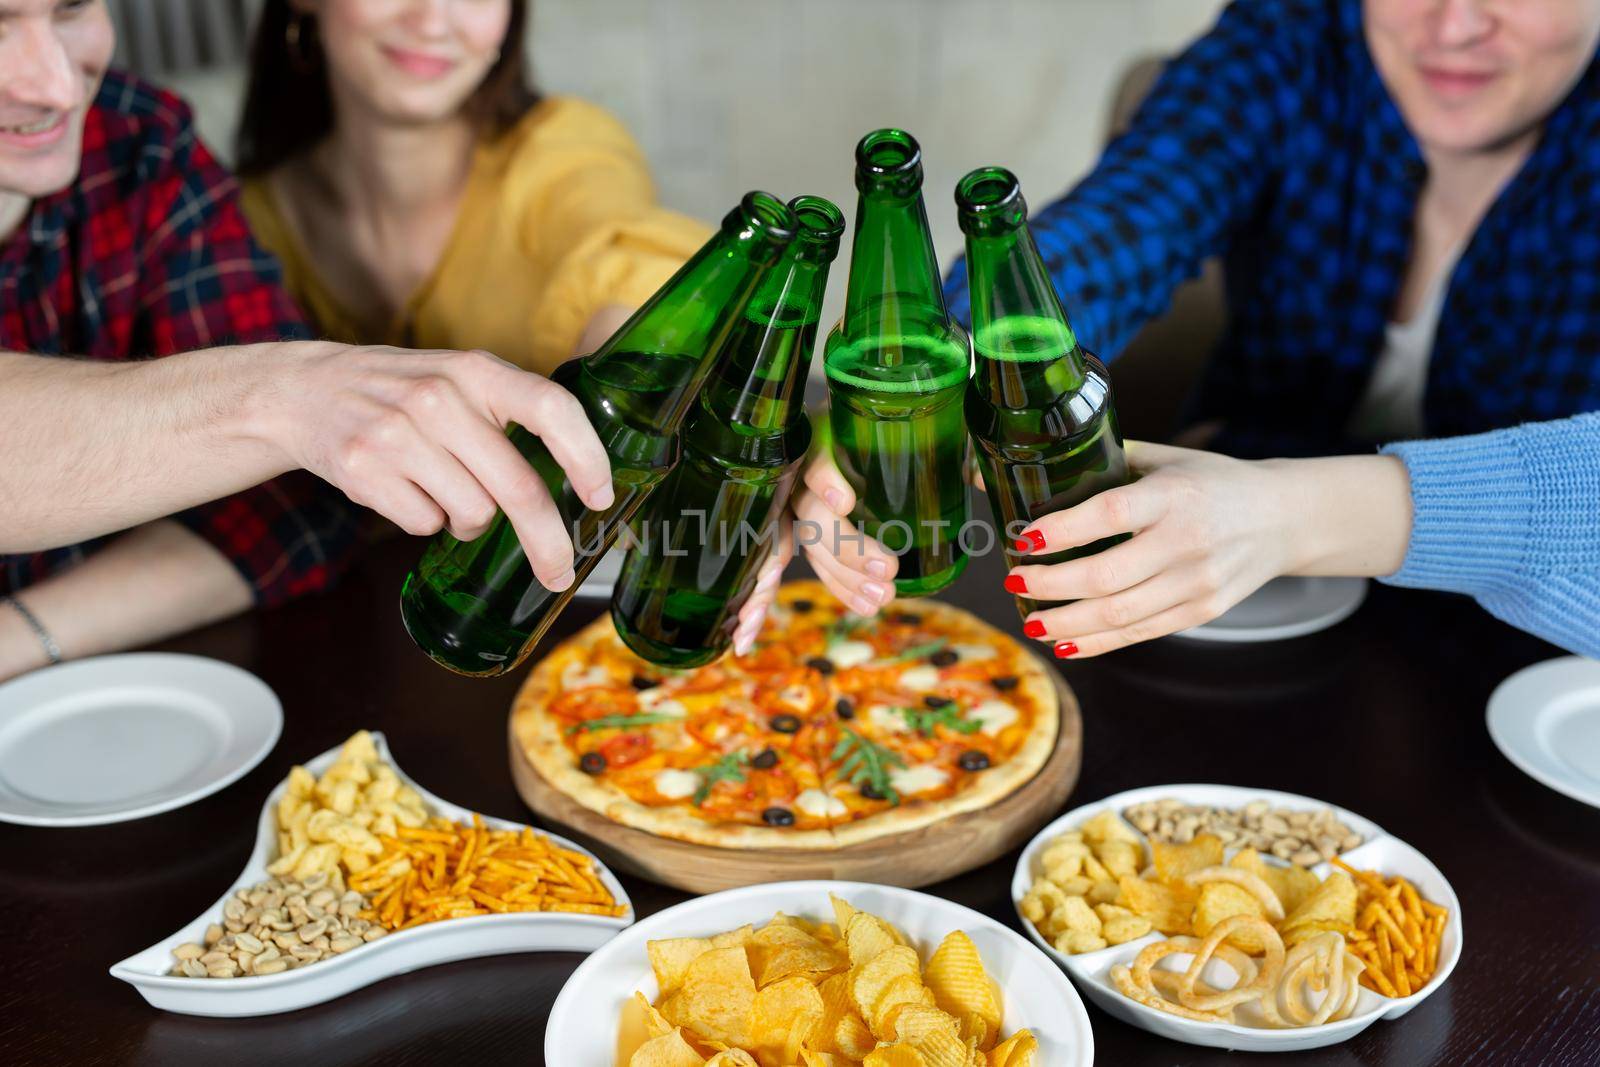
[1054,641,1079,658]
[1015,530,1046,554]
[1023,620,1047,638]
[1003,575,1028,595]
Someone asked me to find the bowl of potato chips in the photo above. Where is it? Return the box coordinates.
[1011,784,1462,1053]
[548,880,1093,1066]
[111,731,632,1016]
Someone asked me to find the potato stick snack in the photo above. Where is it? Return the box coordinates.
[1334,858,1447,997]
[351,814,625,930]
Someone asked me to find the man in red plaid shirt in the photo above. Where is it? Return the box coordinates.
[0,1,614,680]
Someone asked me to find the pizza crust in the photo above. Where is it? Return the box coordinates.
[510,584,1060,852]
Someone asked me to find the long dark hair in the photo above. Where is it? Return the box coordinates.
[236,0,539,177]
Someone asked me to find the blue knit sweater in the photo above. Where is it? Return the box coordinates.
[1381,414,1600,658]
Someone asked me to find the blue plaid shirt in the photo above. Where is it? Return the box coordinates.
[945,0,1600,457]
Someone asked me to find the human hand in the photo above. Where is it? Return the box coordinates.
[1005,442,1411,658]
[268,344,612,592]
[790,447,899,617]
[730,514,796,656]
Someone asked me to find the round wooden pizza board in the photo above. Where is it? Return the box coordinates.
[508,666,1082,894]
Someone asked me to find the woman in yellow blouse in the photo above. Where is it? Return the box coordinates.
[235,0,708,374]
[234,0,784,646]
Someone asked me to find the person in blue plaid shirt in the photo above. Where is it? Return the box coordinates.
[800,0,1600,660]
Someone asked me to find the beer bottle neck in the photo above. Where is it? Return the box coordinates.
[965,220,1088,409]
[841,185,950,339]
[586,192,795,433]
[703,250,830,432]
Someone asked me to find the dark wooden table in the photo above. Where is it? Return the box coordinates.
[3,534,1598,1067]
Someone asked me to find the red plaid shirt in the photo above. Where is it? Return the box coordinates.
[0,71,358,606]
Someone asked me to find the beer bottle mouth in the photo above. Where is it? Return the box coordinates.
[725,191,798,263]
[787,195,846,263]
[955,166,1028,236]
[855,128,923,197]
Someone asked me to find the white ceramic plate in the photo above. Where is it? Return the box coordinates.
[548,880,1095,1066]
[111,731,632,1016]
[1487,656,1600,810]
[0,653,282,826]
[1178,578,1367,643]
[1012,784,1462,1053]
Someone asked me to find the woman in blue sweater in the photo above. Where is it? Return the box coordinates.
[792,0,1600,660]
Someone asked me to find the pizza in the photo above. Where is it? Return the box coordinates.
[511,580,1059,849]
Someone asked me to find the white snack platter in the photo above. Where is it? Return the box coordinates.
[111,731,632,1017]
[1011,784,1462,1052]
[549,879,1094,1066]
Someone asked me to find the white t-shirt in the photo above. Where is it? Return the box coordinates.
[1346,248,1463,443]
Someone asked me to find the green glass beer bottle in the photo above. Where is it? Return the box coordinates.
[823,129,972,597]
[957,167,1130,619]
[610,196,847,667]
[399,193,797,676]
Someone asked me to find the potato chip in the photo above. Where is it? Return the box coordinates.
[870,972,930,1038]
[648,937,716,995]
[1228,848,1320,916]
[957,1010,992,1052]
[666,946,756,1048]
[813,971,857,1055]
[1080,810,1141,845]
[924,931,1002,1031]
[635,990,675,1039]
[711,925,755,950]
[1116,875,1197,935]
[630,900,1034,1066]
[851,944,920,1019]
[835,1011,877,1059]
[830,893,858,933]
[1282,870,1358,933]
[905,1025,972,1067]
[987,1028,1037,1067]
[630,1028,706,1067]
[1191,882,1270,953]
[748,922,845,988]
[703,1053,758,1067]
[865,1046,930,1067]
[751,976,824,1061]
[846,912,900,966]
[1150,834,1225,882]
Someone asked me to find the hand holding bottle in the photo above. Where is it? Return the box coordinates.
[792,447,901,617]
[1006,442,1412,657]
[730,535,792,656]
[273,343,613,591]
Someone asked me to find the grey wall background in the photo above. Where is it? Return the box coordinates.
[123,0,1229,347]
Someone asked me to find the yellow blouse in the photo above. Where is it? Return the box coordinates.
[240,97,710,375]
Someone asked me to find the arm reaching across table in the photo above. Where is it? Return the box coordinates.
[997,414,1600,659]
[0,342,613,589]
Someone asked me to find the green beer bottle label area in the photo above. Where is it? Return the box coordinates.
[824,128,973,598]
[399,192,798,676]
[956,166,1130,619]
[611,195,847,668]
